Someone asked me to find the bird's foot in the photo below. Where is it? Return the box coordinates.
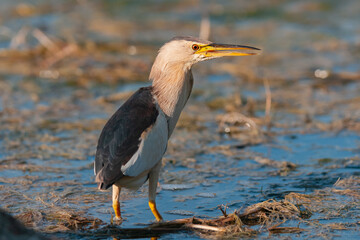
[149,200,163,222]
[155,218,163,224]
[112,201,123,224]
[111,215,123,225]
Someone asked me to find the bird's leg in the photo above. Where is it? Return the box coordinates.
[148,161,163,222]
[112,185,122,222]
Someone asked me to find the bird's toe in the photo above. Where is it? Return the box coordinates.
[112,216,123,224]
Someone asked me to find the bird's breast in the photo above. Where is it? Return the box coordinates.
[166,72,193,137]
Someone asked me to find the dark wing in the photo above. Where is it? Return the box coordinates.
[94,86,158,190]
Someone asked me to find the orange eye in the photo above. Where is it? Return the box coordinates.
[192,44,199,51]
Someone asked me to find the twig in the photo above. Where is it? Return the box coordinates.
[42,43,78,67]
[218,204,228,217]
[10,26,30,49]
[268,226,305,234]
[186,223,225,232]
[263,77,272,130]
[32,29,59,52]
[199,14,210,40]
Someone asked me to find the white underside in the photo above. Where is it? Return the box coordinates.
[121,110,168,179]
[114,169,150,190]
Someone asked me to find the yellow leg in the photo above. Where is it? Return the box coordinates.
[149,200,163,222]
[112,185,122,221]
[112,201,121,220]
[148,161,163,222]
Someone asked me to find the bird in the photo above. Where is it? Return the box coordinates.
[94,36,260,222]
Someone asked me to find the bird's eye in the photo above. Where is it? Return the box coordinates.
[192,44,199,51]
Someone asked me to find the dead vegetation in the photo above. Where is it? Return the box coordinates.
[0,0,359,239]
[17,209,104,233]
[6,176,356,239]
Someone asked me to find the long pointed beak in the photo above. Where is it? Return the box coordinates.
[196,43,261,58]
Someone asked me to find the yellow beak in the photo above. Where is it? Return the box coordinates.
[196,43,261,58]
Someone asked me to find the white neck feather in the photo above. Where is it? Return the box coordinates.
[150,62,193,117]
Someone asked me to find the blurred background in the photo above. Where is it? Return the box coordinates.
[0,0,359,239]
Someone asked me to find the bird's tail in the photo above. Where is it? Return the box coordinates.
[95,169,114,190]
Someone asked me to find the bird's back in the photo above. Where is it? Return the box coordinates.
[94,87,160,190]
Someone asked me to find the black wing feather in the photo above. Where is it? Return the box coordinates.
[94,87,158,189]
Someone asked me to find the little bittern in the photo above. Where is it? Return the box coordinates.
[94,36,260,222]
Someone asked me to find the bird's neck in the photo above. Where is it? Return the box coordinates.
[150,63,193,118]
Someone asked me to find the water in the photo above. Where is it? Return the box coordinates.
[0,0,359,239]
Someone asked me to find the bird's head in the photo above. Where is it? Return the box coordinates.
[153,36,261,71]
[150,36,260,116]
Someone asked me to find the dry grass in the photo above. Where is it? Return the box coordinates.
[0,1,359,240]
[17,209,104,232]
[71,176,358,238]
